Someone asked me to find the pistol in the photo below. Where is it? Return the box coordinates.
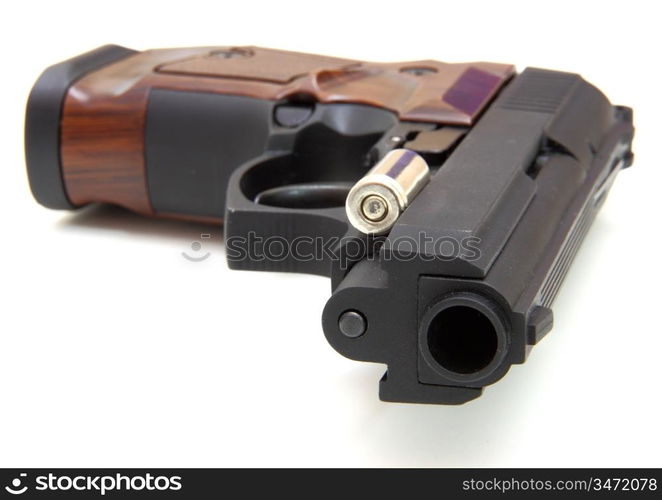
[25,45,634,404]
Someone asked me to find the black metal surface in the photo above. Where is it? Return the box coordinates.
[224,68,634,404]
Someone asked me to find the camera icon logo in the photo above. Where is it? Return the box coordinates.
[182,233,212,262]
[5,473,27,495]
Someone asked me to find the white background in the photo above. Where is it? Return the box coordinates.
[1,0,660,467]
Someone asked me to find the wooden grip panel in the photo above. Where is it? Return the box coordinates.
[59,46,514,215]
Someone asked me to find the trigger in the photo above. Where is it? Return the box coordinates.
[274,103,315,128]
